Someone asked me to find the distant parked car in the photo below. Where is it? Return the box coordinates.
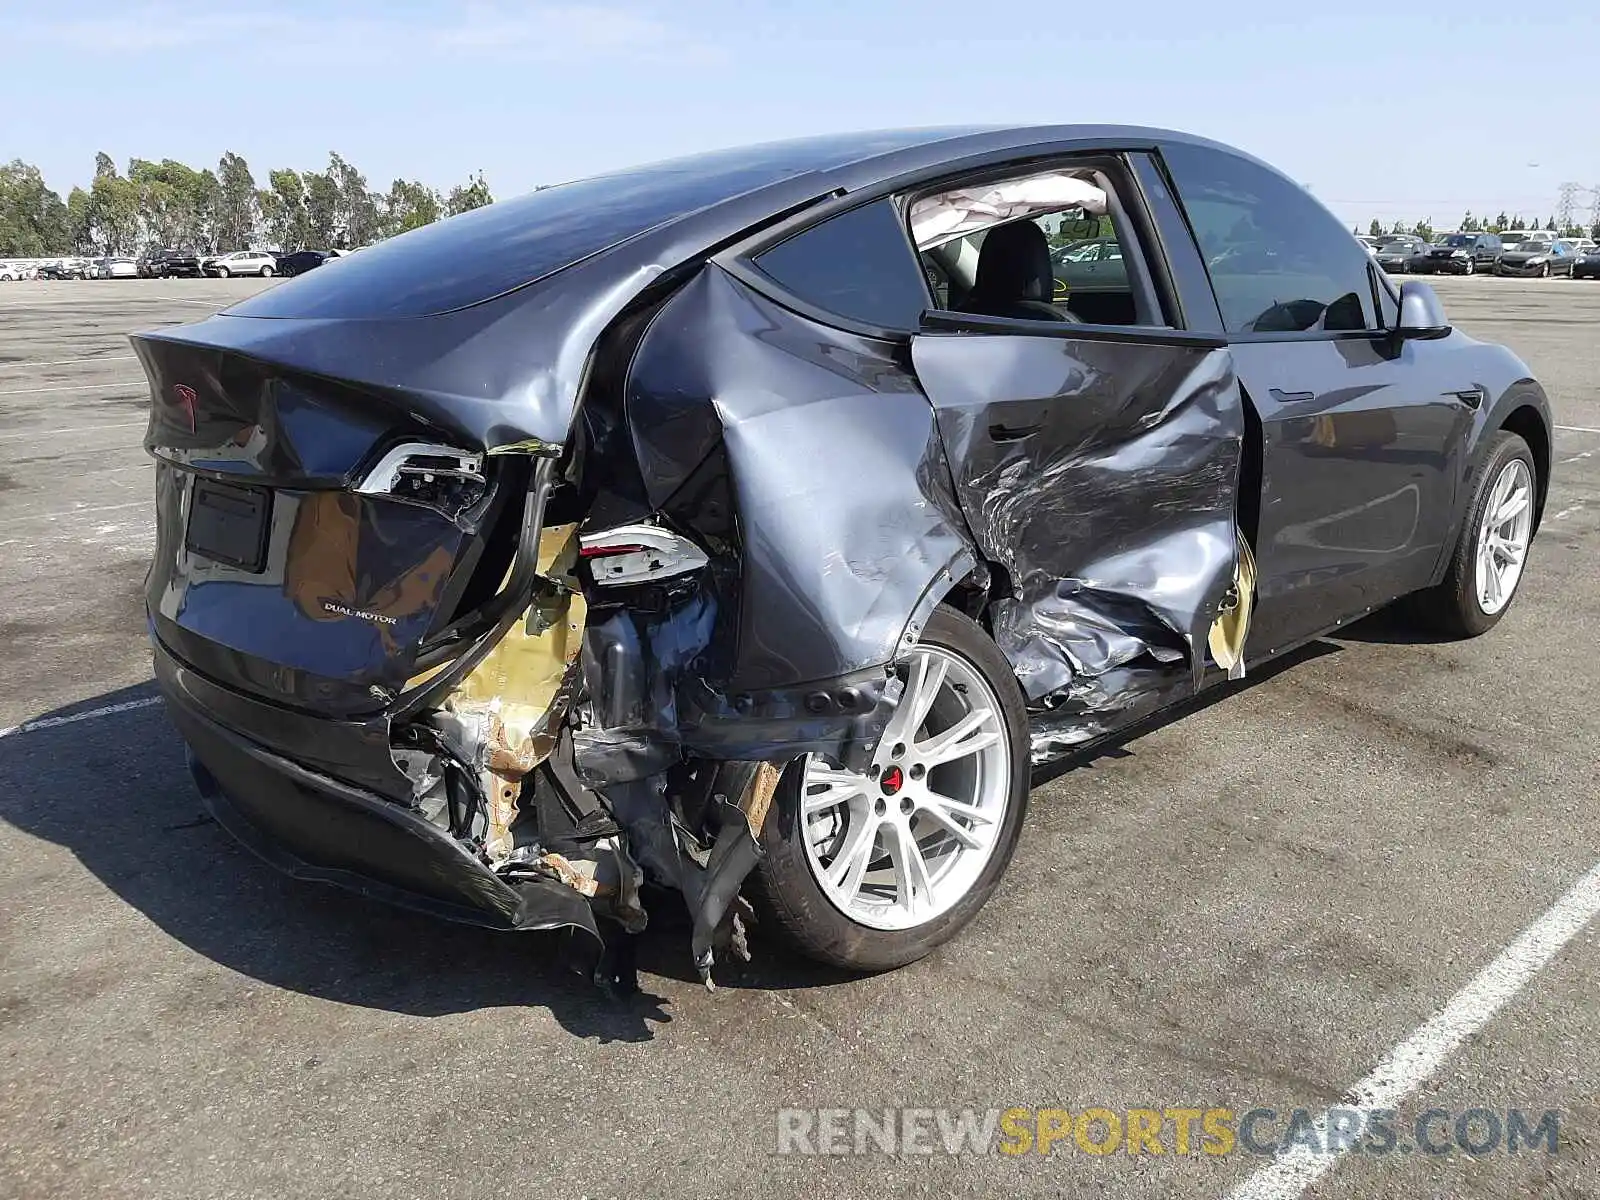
[104,257,138,279]
[273,250,330,277]
[1413,232,1502,275]
[38,259,87,280]
[1049,236,1127,300]
[0,261,28,281]
[1496,230,1554,255]
[1495,240,1575,277]
[203,250,278,278]
[1374,236,1428,274]
[1573,246,1600,280]
[141,248,203,278]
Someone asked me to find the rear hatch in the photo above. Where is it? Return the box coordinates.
[136,332,520,719]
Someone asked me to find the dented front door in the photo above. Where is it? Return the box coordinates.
[910,327,1245,754]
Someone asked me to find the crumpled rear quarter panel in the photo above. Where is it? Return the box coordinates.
[573,265,979,782]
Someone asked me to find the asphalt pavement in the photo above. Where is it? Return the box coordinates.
[1,275,1596,1199]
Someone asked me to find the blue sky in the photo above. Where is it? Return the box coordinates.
[5,0,1596,230]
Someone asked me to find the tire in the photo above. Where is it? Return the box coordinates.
[1410,430,1537,637]
[1464,259,1475,275]
[216,266,230,278]
[260,265,274,277]
[1539,263,1549,278]
[748,606,1030,971]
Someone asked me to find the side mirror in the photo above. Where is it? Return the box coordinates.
[1396,280,1451,339]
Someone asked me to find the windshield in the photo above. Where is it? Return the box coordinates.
[1442,234,1476,247]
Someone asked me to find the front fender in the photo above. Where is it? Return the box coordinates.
[1433,346,1552,581]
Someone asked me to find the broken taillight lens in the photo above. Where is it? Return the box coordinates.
[578,524,708,586]
[355,443,487,523]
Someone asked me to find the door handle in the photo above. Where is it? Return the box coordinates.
[989,421,1043,442]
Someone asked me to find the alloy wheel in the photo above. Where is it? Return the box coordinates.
[1475,458,1533,616]
[800,644,1012,931]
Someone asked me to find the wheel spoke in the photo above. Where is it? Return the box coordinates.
[924,790,998,827]
[803,765,872,815]
[903,654,948,737]
[916,708,1000,767]
[886,822,934,917]
[916,791,992,850]
[885,652,948,744]
[825,816,880,899]
[1493,486,1530,528]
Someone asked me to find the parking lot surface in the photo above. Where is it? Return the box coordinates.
[1,276,1596,1199]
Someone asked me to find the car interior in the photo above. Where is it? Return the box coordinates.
[909,166,1149,327]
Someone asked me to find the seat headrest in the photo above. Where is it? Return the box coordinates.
[971,221,1054,305]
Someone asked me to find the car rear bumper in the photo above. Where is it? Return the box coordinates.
[153,631,600,940]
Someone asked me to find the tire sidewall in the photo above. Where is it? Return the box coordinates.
[752,606,1031,972]
[1453,432,1536,634]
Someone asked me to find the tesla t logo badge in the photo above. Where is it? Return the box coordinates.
[171,384,198,433]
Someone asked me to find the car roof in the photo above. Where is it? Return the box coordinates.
[228,124,1269,322]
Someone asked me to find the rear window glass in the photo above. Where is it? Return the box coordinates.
[226,135,935,320]
[752,198,930,330]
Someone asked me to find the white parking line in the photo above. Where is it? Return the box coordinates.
[2,355,138,368]
[1555,424,1600,435]
[1227,858,1600,1200]
[0,381,144,397]
[0,696,162,740]
[0,420,145,442]
[0,500,149,527]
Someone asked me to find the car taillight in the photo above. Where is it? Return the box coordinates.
[355,442,487,523]
[578,523,709,586]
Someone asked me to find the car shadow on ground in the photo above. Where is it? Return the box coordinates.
[1029,639,1342,788]
[1,642,1346,1040]
[0,683,861,1042]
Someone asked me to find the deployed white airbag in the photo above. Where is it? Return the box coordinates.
[910,173,1109,250]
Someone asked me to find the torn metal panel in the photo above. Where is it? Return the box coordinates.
[427,523,587,867]
[910,333,1245,761]
[622,264,978,695]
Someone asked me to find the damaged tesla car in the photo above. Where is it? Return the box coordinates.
[136,126,1551,988]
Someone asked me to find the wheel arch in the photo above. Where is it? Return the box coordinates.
[1497,399,1551,533]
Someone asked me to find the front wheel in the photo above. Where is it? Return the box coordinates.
[1410,431,1536,637]
[260,265,274,277]
[1539,263,1550,278]
[216,266,230,278]
[749,606,1030,971]
[1464,259,1475,275]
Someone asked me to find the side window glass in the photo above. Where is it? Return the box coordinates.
[752,197,930,330]
[1162,143,1375,335]
[907,167,1158,328]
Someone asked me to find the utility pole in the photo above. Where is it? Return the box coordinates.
[1556,182,1581,230]
[1556,182,1599,232]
